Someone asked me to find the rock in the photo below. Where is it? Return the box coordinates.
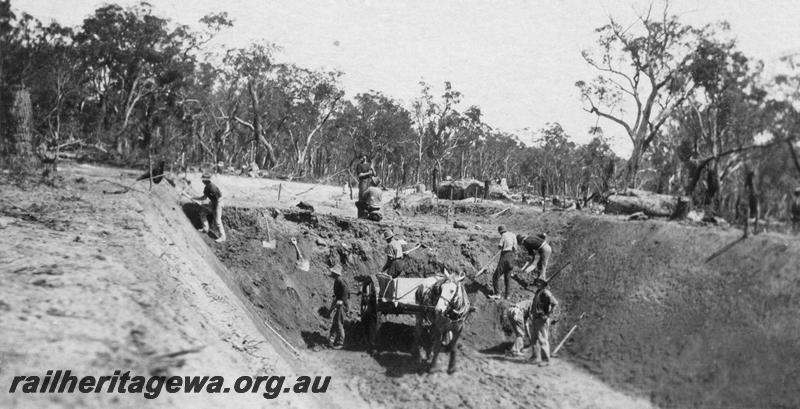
[316,238,329,246]
[687,210,704,223]
[453,221,468,229]
[296,201,315,212]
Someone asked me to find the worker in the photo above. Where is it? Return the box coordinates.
[327,265,349,349]
[193,172,226,243]
[381,229,407,278]
[529,278,558,366]
[357,178,383,221]
[355,154,375,201]
[516,232,552,280]
[491,225,517,300]
[792,187,800,234]
[501,298,534,357]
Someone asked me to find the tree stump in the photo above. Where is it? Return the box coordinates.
[9,87,39,172]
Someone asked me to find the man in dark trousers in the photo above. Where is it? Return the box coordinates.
[516,233,552,280]
[193,172,226,243]
[491,225,517,300]
[355,154,375,201]
[381,229,407,278]
[328,265,349,349]
[529,278,558,366]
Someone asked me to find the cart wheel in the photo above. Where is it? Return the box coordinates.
[361,276,381,351]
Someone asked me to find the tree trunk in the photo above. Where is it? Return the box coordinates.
[10,87,38,172]
[624,141,644,189]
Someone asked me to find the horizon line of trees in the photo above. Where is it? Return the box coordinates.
[2,0,799,224]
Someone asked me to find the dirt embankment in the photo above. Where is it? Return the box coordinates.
[210,201,800,409]
[497,211,800,409]
[192,205,498,349]
[0,167,364,409]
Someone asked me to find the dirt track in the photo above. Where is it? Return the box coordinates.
[2,165,799,408]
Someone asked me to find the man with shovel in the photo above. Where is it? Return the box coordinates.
[529,277,558,366]
[491,225,517,300]
[516,232,552,280]
[192,173,226,243]
[327,265,350,349]
[500,298,534,357]
[381,229,408,278]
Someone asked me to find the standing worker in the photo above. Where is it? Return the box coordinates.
[516,233,552,280]
[491,225,517,300]
[193,172,226,243]
[500,298,534,357]
[355,154,375,201]
[529,278,558,366]
[381,229,407,278]
[791,187,800,234]
[327,265,349,349]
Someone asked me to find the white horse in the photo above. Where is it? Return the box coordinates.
[413,270,471,374]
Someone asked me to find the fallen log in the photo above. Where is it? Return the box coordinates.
[604,189,690,218]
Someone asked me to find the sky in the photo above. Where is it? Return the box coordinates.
[14,0,800,156]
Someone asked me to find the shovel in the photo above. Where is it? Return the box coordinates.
[262,215,277,249]
[290,238,310,272]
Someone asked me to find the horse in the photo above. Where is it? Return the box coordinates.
[413,270,471,374]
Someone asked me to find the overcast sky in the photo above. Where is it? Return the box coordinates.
[14,0,800,155]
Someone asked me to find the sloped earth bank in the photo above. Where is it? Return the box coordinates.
[211,203,800,409]
[0,165,366,409]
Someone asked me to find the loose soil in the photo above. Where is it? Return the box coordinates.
[3,165,799,409]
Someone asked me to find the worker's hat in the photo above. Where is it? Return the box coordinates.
[497,225,507,234]
[533,278,548,288]
[794,186,800,194]
[383,229,395,241]
[329,265,342,277]
[516,234,525,243]
[201,172,212,181]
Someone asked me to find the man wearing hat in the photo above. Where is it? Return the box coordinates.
[500,298,534,357]
[381,229,407,278]
[516,232,552,280]
[327,265,349,349]
[529,277,558,366]
[193,172,226,243]
[491,225,518,300]
[791,187,800,234]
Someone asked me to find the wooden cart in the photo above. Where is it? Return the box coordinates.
[360,274,439,350]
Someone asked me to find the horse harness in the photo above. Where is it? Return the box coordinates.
[432,280,471,323]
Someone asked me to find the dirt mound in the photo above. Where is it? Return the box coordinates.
[505,212,800,409]
[191,191,800,409]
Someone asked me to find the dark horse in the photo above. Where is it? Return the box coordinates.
[413,270,471,374]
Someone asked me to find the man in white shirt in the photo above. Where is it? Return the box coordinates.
[491,225,517,300]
